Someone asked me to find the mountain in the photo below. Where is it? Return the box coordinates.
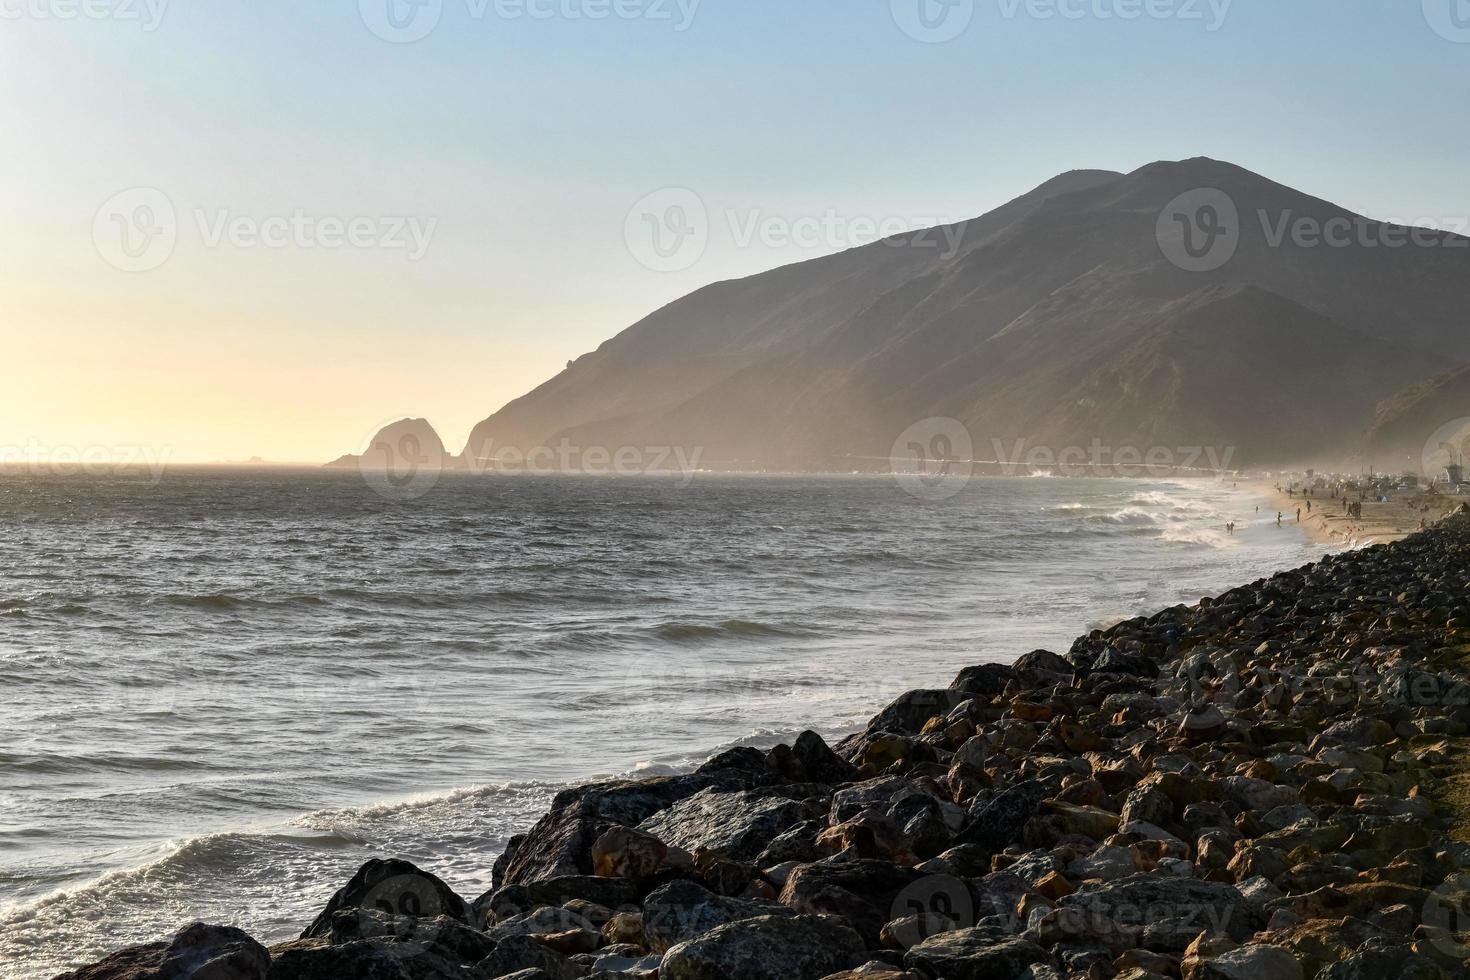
[462,157,1468,470]
[1360,365,1470,477]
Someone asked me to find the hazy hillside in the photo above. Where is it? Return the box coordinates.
[1360,365,1470,475]
[461,158,1470,470]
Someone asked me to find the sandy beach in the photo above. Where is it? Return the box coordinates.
[1244,480,1467,548]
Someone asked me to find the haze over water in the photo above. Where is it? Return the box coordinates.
[0,470,1322,976]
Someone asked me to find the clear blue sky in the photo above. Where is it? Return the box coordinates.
[2,0,1465,459]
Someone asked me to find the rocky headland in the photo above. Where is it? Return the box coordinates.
[55,520,1470,980]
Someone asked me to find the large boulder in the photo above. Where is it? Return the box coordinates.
[1059,875,1263,949]
[659,914,866,980]
[778,861,931,946]
[1191,944,1303,980]
[865,690,965,736]
[54,924,270,980]
[324,908,495,964]
[301,860,473,939]
[790,730,860,784]
[636,788,811,863]
[473,936,581,980]
[497,758,776,885]
[903,928,1050,980]
[475,876,640,923]
[641,879,792,952]
[265,938,472,980]
[949,663,1015,699]
[956,781,1049,852]
[1011,650,1073,688]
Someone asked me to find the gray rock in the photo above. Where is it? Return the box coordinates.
[659,914,866,980]
[958,781,1049,852]
[474,936,581,980]
[301,860,473,939]
[54,923,271,980]
[1012,651,1073,688]
[1059,875,1262,946]
[903,929,1050,980]
[640,879,791,953]
[635,787,810,863]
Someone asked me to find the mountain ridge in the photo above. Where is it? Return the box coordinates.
[441,158,1469,470]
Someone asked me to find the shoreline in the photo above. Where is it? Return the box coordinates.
[53,521,1470,980]
[1245,479,1465,549]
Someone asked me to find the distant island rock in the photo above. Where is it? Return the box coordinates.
[327,418,449,474]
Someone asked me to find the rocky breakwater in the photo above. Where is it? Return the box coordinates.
[54,520,1470,980]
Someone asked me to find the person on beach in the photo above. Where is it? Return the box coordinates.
[1307,500,1312,513]
[1278,512,1283,526]
[1297,508,1302,523]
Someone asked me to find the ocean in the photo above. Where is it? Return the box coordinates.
[0,469,1324,977]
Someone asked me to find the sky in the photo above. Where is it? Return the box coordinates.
[2,0,1467,463]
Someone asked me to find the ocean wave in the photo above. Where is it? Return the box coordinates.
[1159,526,1236,549]
[156,593,249,611]
[650,619,811,643]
